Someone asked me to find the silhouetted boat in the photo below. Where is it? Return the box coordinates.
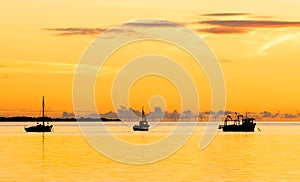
[218,113,256,132]
[24,96,53,132]
[133,107,149,131]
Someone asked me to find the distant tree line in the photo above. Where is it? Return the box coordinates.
[0,116,121,122]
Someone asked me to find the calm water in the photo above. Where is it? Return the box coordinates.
[1,122,300,181]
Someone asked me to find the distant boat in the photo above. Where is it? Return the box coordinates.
[133,107,149,131]
[218,113,256,132]
[24,96,53,132]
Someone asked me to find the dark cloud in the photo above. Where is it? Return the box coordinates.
[43,27,107,36]
[43,27,138,37]
[42,21,184,37]
[200,20,300,28]
[196,27,248,34]
[192,19,300,34]
[202,13,250,17]
[124,20,181,28]
[43,20,182,37]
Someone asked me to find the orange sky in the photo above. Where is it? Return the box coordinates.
[1,0,300,117]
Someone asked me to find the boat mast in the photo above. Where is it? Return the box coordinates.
[142,106,145,121]
[42,96,45,126]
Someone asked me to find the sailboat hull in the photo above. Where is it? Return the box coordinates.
[24,125,53,132]
[133,125,149,131]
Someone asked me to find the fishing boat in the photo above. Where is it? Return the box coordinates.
[133,107,149,131]
[24,96,53,132]
[218,113,256,132]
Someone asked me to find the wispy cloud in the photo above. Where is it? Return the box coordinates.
[43,27,137,36]
[43,27,107,36]
[202,13,250,17]
[43,20,183,37]
[43,20,179,37]
[43,15,300,37]
[0,58,119,76]
[258,34,294,55]
[190,17,300,34]
[196,27,248,34]
[124,20,181,28]
[200,20,300,28]
[0,59,76,74]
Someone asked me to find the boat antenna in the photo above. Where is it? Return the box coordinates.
[42,96,45,127]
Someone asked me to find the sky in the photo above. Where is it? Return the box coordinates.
[1,0,300,117]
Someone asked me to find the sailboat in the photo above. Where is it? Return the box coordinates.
[24,96,53,132]
[133,107,149,131]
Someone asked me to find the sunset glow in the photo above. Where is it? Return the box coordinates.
[1,0,300,119]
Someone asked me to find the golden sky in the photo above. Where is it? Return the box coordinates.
[1,0,300,117]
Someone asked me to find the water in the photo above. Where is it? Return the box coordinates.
[1,122,300,181]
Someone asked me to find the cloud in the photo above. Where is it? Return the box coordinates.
[124,20,181,28]
[0,58,119,76]
[43,27,107,36]
[258,34,295,54]
[196,27,248,34]
[43,20,178,37]
[0,58,76,74]
[200,20,300,28]
[202,13,250,17]
[43,27,137,37]
[191,18,300,34]
[44,15,300,37]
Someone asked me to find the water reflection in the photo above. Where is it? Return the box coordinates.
[1,122,300,181]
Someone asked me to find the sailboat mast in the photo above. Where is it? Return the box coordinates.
[142,106,145,121]
[42,96,45,126]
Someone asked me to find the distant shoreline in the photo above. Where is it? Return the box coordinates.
[0,116,299,122]
[0,116,121,122]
